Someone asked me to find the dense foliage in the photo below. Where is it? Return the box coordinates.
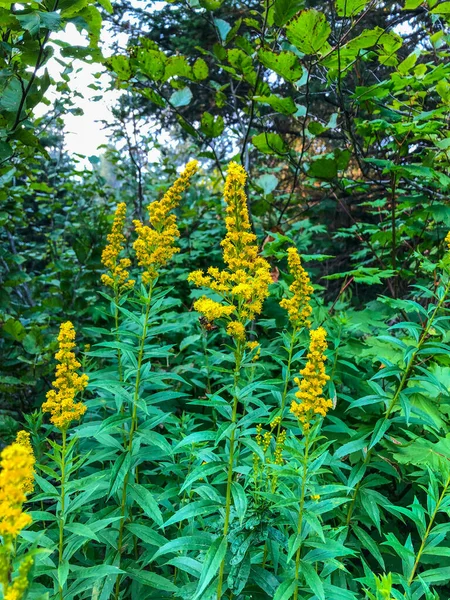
[1,1,450,600]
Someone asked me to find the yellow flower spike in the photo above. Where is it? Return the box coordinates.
[42,322,89,430]
[226,321,246,341]
[0,442,34,539]
[14,432,35,494]
[445,231,450,251]
[2,554,33,600]
[188,162,272,338]
[101,202,135,292]
[133,160,199,285]
[193,297,234,321]
[280,247,313,328]
[290,327,332,429]
[246,340,260,361]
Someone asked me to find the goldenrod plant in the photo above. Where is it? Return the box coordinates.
[4,160,450,600]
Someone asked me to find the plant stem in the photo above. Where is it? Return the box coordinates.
[58,429,67,600]
[217,341,244,600]
[346,282,450,525]
[407,477,450,586]
[277,327,298,440]
[293,430,311,600]
[115,285,153,599]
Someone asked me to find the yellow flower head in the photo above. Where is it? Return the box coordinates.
[446,231,450,251]
[280,247,313,328]
[42,322,89,430]
[1,554,33,600]
[188,163,272,340]
[14,432,35,494]
[101,202,135,292]
[133,160,199,285]
[0,442,34,539]
[290,327,332,430]
[246,340,260,361]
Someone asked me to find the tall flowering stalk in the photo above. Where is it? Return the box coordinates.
[277,247,314,437]
[0,438,35,600]
[114,160,198,598]
[188,162,272,599]
[101,202,135,383]
[43,321,88,600]
[290,327,331,600]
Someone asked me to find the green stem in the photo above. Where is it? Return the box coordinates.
[346,282,450,525]
[114,292,123,383]
[217,341,244,600]
[114,285,153,599]
[407,477,450,586]
[293,430,311,600]
[58,429,67,600]
[276,326,298,440]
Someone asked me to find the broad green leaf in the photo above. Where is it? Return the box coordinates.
[164,500,218,527]
[193,536,227,600]
[300,561,325,600]
[193,57,209,80]
[273,0,304,26]
[254,94,297,115]
[170,87,193,107]
[258,48,303,82]
[286,10,331,54]
[200,112,225,138]
[128,483,163,527]
[336,0,369,17]
[256,173,279,195]
[252,132,288,155]
[273,578,297,600]
[214,18,231,42]
[128,569,179,591]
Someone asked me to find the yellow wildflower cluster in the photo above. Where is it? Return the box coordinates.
[446,231,450,250]
[14,432,35,494]
[254,419,286,496]
[101,202,135,292]
[280,247,313,328]
[134,160,198,285]
[0,442,34,539]
[246,340,260,361]
[290,327,332,430]
[188,163,272,340]
[0,555,33,600]
[42,322,88,430]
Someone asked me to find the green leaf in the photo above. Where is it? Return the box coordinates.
[273,0,304,26]
[420,566,450,584]
[308,157,338,179]
[65,523,99,541]
[254,94,297,115]
[336,0,369,17]
[170,87,193,107]
[431,1,450,12]
[286,10,331,55]
[214,18,231,42]
[128,483,163,527]
[164,500,218,527]
[273,578,297,600]
[70,565,124,579]
[97,0,113,13]
[39,11,61,30]
[258,48,303,82]
[231,482,248,523]
[193,57,209,80]
[256,174,279,195]
[200,0,224,9]
[108,56,132,80]
[193,536,227,600]
[300,561,325,600]
[0,78,22,113]
[15,12,41,35]
[127,569,179,592]
[200,112,225,138]
[252,132,288,155]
